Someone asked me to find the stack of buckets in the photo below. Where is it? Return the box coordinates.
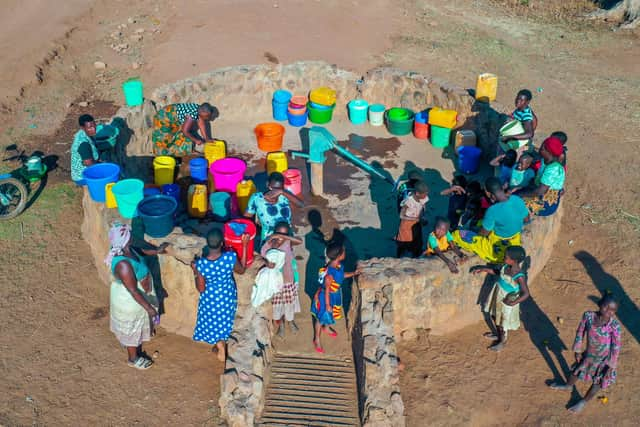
[414,110,430,139]
[428,107,458,148]
[272,90,292,121]
[287,95,308,127]
[308,87,336,124]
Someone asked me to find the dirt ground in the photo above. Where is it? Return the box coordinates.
[1,0,639,426]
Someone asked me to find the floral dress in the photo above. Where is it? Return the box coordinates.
[572,311,622,389]
[193,251,238,345]
[152,103,200,156]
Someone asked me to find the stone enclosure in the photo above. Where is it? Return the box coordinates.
[82,61,561,426]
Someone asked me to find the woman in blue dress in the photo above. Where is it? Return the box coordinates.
[191,229,249,362]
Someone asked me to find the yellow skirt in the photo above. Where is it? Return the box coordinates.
[452,230,521,263]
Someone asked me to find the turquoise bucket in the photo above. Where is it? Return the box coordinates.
[122,78,144,107]
[112,179,144,218]
[348,99,369,125]
[209,191,231,221]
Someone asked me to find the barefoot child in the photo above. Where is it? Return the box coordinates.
[472,245,530,351]
[396,170,423,212]
[396,181,429,258]
[506,153,535,193]
[311,242,361,353]
[261,222,302,338]
[550,295,621,414]
[424,217,467,273]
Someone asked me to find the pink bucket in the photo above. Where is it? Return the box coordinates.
[283,168,302,196]
[210,158,247,193]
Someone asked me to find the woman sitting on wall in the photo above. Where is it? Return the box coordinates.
[152,102,217,156]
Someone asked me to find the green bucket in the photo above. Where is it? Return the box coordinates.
[122,78,144,107]
[385,109,414,136]
[308,103,335,124]
[430,125,452,148]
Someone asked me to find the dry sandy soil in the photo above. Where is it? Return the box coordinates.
[1,0,639,426]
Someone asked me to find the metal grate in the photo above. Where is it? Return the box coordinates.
[259,354,360,427]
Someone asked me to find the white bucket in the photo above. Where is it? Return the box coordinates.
[368,104,385,127]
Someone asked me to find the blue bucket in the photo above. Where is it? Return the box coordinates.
[415,110,429,124]
[287,110,308,127]
[137,195,178,238]
[309,101,332,111]
[209,191,231,221]
[272,99,289,121]
[273,89,292,104]
[457,146,482,174]
[162,183,181,205]
[82,163,120,202]
[144,187,162,198]
[348,99,369,125]
[189,157,209,182]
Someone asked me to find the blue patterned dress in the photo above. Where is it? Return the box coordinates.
[193,251,238,344]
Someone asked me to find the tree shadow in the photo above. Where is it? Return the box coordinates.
[575,250,640,344]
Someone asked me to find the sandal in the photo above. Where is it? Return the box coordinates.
[313,340,324,354]
[127,356,153,370]
[483,332,498,340]
[325,327,338,338]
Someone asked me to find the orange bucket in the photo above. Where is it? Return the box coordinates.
[254,123,285,152]
[289,95,308,108]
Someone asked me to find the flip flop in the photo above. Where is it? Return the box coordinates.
[325,327,338,338]
[313,341,325,354]
[483,332,498,340]
[127,356,153,370]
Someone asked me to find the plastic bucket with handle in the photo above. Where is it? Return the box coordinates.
[224,218,257,266]
[82,163,120,203]
[112,179,144,218]
[138,195,177,238]
[153,156,176,186]
[210,158,247,193]
[122,78,144,107]
[348,99,369,125]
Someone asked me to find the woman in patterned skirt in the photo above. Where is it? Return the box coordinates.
[550,295,622,413]
[261,222,302,338]
[191,229,249,362]
[152,102,216,156]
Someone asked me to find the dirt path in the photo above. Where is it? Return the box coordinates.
[1,0,639,425]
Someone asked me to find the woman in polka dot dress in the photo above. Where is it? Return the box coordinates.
[191,229,249,362]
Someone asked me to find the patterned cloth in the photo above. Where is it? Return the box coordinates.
[512,106,534,123]
[453,229,521,263]
[536,161,565,190]
[484,265,525,332]
[193,252,238,344]
[509,167,535,189]
[70,126,101,182]
[152,104,200,156]
[311,264,344,325]
[245,193,292,241]
[571,311,621,389]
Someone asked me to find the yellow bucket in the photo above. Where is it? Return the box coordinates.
[475,73,498,102]
[204,140,226,166]
[187,184,208,218]
[105,182,118,208]
[153,156,176,186]
[236,179,257,214]
[428,107,458,129]
[309,87,336,106]
[266,151,288,175]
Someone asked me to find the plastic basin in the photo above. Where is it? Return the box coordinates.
[499,119,525,137]
[457,146,483,174]
[309,102,332,111]
[138,195,177,238]
[210,157,247,193]
[388,107,411,121]
[289,95,308,108]
[348,99,369,125]
[224,218,257,266]
[368,104,385,126]
[308,103,335,124]
[122,78,144,107]
[255,123,285,152]
[309,87,336,106]
[82,163,120,203]
[430,125,452,149]
[94,125,120,150]
[385,109,415,136]
[112,179,144,218]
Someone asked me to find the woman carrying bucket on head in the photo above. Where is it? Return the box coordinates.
[152,103,217,156]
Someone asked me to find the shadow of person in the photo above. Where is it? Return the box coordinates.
[304,209,327,303]
[130,217,167,315]
[575,250,640,344]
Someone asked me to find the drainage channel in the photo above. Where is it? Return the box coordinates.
[259,353,360,426]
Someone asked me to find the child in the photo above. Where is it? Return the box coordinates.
[472,245,530,352]
[440,175,467,230]
[311,242,361,353]
[396,170,423,212]
[458,181,490,230]
[490,149,518,185]
[549,295,621,414]
[506,153,534,193]
[424,217,467,273]
[261,222,302,338]
[396,181,429,258]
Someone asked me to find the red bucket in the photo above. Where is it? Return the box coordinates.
[283,168,302,195]
[224,218,257,266]
[413,121,430,139]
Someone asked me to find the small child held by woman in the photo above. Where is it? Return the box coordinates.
[490,149,518,185]
[424,217,467,273]
[506,153,535,193]
[396,180,429,258]
[311,242,361,353]
[472,245,530,352]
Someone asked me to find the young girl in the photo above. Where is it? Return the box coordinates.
[473,245,530,351]
[424,217,467,273]
[261,222,302,338]
[311,242,361,353]
[550,295,621,414]
[396,170,423,212]
[506,153,534,193]
[490,149,518,185]
[396,181,429,258]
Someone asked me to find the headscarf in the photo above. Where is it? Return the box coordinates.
[542,136,564,158]
[104,222,132,266]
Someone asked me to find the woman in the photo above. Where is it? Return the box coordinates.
[105,222,169,370]
[550,295,621,414]
[500,89,538,154]
[261,222,302,338]
[191,229,249,362]
[152,102,216,156]
[519,136,565,216]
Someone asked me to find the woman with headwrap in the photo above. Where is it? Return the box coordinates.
[518,136,566,216]
[105,222,169,369]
